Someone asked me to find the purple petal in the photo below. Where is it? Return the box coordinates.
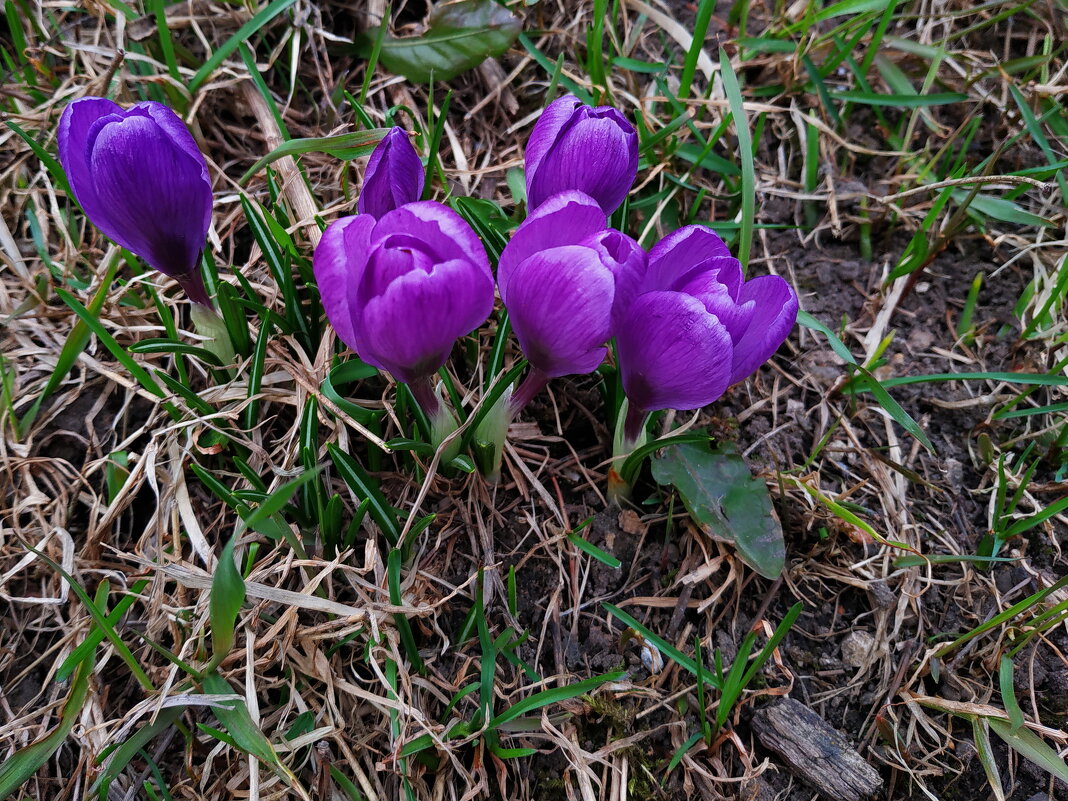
[57,97,123,233]
[674,269,754,342]
[129,102,209,171]
[497,191,606,298]
[527,107,638,215]
[358,127,424,217]
[82,112,212,277]
[313,215,375,353]
[501,246,616,377]
[644,225,733,291]
[371,201,490,278]
[728,275,798,385]
[356,258,495,383]
[582,228,647,330]
[524,95,584,190]
[617,291,734,412]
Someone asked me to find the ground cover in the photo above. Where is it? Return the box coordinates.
[0,0,1066,799]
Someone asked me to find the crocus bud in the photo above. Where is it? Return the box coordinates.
[313,201,494,385]
[498,191,645,381]
[58,97,213,305]
[357,127,424,217]
[524,95,638,217]
[616,226,798,416]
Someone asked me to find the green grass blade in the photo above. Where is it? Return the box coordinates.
[988,717,1068,783]
[239,130,388,185]
[188,0,297,94]
[0,642,95,797]
[719,49,754,269]
[488,670,625,729]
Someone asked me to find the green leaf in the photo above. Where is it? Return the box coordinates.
[956,191,1053,227]
[199,673,292,781]
[566,532,621,569]
[239,129,389,185]
[370,0,521,83]
[208,534,246,668]
[0,645,95,798]
[988,717,1068,783]
[488,671,624,729]
[855,365,935,454]
[828,90,968,106]
[91,705,186,799]
[651,443,785,578]
[796,309,857,364]
[187,0,297,94]
[327,444,400,545]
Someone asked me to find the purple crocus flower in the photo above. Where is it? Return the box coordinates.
[616,225,798,423]
[498,191,645,407]
[58,97,213,305]
[524,95,638,217]
[314,201,494,412]
[357,127,424,217]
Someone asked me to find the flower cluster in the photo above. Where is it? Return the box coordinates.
[57,93,797,480]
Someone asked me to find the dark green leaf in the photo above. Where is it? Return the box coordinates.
[651,443,785,578]
[370,0,521,83]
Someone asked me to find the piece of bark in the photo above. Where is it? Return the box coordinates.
[751,698,883,801]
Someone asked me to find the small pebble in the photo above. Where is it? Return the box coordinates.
[841,630,876,667]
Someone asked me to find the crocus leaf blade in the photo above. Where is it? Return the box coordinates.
[651,442,785,578]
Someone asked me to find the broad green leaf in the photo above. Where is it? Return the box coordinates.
[651,443,785,578]
[371,0,521,83]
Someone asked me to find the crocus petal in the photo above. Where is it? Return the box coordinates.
[358,127,424,217]
[582,228,646,330]
[527,108,638,215]
[617,291,733,412]
[501,246,616,377]
[675,269,754,342]
[130,102,209,173]
[497,191,606,298]
[727,275,798,385]
[524,95,584,188]
[57,97,124,231]
[356,258,495,383]
[85,114,213,277]
[129,102,213,238]
[372,201,490,278]
[313,215,375,353]
[644,225,733,291]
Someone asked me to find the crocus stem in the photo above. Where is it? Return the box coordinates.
[623,402,649,446]
[408,376,460,462]
[608,399,649,505]
[177,271,212,307]
[408,375,442,420]
[508,367,551,415]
